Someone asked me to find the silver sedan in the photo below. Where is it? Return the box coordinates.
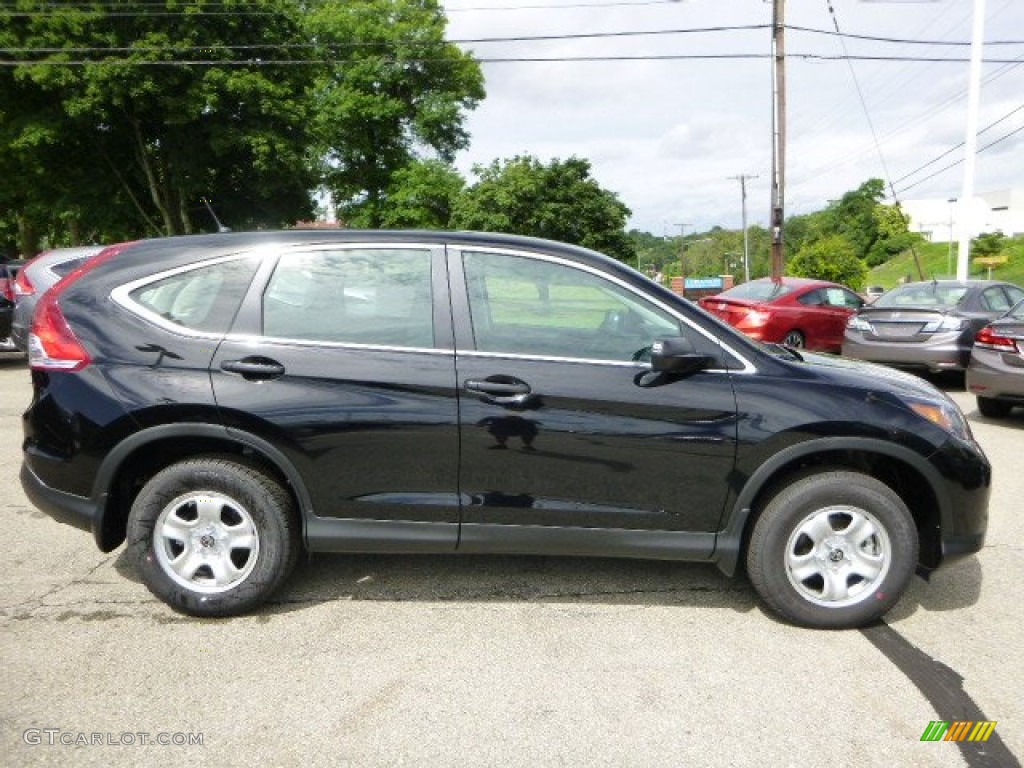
[967,298,1024,418]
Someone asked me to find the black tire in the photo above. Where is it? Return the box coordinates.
[977,396,1012,419]
[746,470,918,629]
[781,329,805,348]
[127,458,300,617]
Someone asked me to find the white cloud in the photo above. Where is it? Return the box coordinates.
[443,0,1024,233]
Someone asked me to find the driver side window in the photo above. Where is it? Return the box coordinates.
[462,251,681,362]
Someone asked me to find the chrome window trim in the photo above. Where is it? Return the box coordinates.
[109,240,758,373]
[224,333,453,356]
[110,252,260,340]
[451,245,757,374]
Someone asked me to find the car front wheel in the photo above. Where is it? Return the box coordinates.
[746,470,918,629]
[127,457,300,617]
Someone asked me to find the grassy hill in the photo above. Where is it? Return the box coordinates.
[868,236,1024,289]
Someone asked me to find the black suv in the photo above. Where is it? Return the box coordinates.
[21,231,990,628]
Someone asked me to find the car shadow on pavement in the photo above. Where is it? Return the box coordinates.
[239,550,983,622]
[264,554,761,616]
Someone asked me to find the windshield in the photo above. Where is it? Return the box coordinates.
[1009,299,1024,321]
[873,282,968,310]
[715,279,798,302]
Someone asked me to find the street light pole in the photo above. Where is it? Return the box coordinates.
[947,197,956,277]
[956,0,986,281]
[730,174,758,283]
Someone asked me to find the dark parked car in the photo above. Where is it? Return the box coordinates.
[966,298,1024,418]
[698,277,864,353]
[11,245,106,352]
[21,231,990,628]
[843,279,1024,373]
[0,259,28,352]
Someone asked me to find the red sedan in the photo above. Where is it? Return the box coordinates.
[698,277,865,352]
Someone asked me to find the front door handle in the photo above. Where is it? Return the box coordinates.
[464,376,533,406]
[221,357,286,381]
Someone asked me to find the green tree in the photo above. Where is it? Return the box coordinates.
[2,0,318,246]
[788,234,867,290]
[451,155,635,262]
[971,231,1006,259]
[380,160,465,229]
[306,0,484,227]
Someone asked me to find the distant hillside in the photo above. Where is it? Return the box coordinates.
[868,236,1024,289]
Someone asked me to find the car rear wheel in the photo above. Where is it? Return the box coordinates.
[127,457,300,617]
[781,329,805,348]
[976,396,1013,419]
[746,470,918,629]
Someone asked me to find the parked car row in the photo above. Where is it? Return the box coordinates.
[1,246,107,354]
[701,276,1024,419]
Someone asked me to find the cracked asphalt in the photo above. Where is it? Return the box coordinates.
[1,356,1021,767]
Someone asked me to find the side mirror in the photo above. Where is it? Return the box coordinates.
[650,336,714,374]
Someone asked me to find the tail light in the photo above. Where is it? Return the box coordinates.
[974,325,1019,353]
[29,292,92,371]
[28,241,137,372]
[0,277,13,302]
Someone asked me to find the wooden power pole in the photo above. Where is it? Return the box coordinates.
[770,0,786,282]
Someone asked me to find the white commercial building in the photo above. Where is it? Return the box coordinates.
[900,188,1024,244]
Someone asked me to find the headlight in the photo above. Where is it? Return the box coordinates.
[921,315,966,333]
[847,316,872,332]
[906,397,971,441]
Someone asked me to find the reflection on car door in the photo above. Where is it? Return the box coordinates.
[449,247,740,558]
[211,244,461,549]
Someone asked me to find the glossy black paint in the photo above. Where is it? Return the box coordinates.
[20,230,991,578]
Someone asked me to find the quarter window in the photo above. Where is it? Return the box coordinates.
[262,248,433,348]
[129,257,259,333]
[462,251,682,362]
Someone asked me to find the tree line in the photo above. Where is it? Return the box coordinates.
[2,1,928,286]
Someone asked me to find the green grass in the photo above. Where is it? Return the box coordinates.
[868,236,1024,289]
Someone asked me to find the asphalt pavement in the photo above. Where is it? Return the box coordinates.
[1,355,1021,767]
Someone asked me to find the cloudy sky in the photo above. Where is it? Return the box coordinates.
[440,0,1024,235]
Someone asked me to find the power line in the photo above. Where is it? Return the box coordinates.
[891,103,1024,186]
[5,52,1024,67]
[893,123,1024,195]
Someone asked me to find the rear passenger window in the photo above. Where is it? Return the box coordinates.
[981,287,1011,313]
[263,248,433,348]
[129,257,258,333]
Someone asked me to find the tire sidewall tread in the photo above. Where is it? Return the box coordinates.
[127,457,300,617]
[746,470,918,629]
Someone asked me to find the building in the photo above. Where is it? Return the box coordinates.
[900,188,1024,244]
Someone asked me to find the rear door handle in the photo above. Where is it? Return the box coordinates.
[221,357,286,381]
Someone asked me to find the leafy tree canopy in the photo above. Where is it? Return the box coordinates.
[307,0,484,228]
[0,0,485,254]
[451,155,635,262]
[378,159,465,229]
[788,234,868,290]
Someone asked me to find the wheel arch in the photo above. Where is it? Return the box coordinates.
[91,424,312,552]
[713,437,946,577]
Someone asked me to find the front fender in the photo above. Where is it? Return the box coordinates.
[711,436,949,576]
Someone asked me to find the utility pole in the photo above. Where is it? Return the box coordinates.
[957,0,985,281]
[674,223,690,284]
[770,0,786,282]
[729,174,758,283]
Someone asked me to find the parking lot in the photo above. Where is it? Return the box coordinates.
[1,355,1021,768]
